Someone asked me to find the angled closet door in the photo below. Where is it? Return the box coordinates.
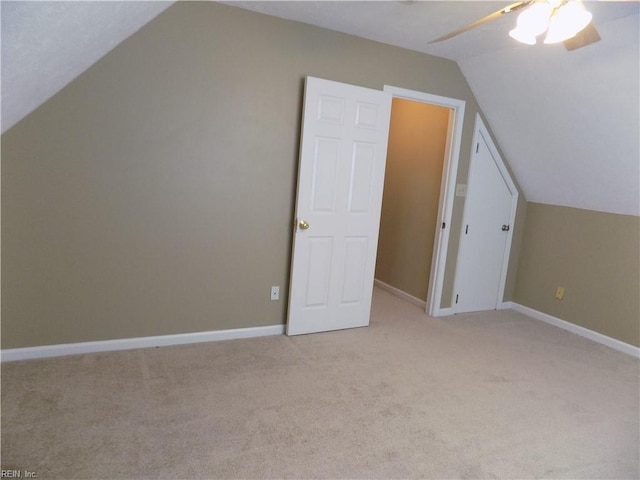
[287,77,392,335]
[454,115,518,313]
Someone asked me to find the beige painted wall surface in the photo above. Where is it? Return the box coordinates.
[2,2,521,348]
[375,99,449,301]
[514,203,640,347]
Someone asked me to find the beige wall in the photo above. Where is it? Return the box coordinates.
[514,203,640,347]
[375,99,450,301]
[1,2,522,349]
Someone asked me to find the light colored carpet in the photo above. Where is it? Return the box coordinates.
[2,288,639,479]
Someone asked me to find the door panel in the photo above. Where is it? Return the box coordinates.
[348,143,376,213]
[311,138,341,212]
[305,237,334,308]
[340,237,368,304]
[287,77,391,335]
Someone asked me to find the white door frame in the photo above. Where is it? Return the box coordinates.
[383,85,466,317]
[452,114,518,312]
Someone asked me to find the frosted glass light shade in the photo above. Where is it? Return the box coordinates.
[509,27,537,45]
[544,1,593,44]
[516,2,553,36]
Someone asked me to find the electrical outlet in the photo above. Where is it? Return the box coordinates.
[555,286,565,300]
[456,184,467,197]
[270,286,280,301]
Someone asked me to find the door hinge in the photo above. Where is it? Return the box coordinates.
[476,143,479,153]
[442,222,446,229]
[465,225,469,234]
[455,294,459,304]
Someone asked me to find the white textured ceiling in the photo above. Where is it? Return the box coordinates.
[2,1,639,215]
[1,0,173,132]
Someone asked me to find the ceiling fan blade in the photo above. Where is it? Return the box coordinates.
[428,1,534,44]
[563,22,601,51]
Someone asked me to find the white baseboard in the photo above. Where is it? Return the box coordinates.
[511,303,639,358]
[436,307,453,317]
[1,324,286,362]
[498,301,514,310]
[374,279,426,309]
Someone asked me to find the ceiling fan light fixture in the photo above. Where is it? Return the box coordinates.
[544,0,593,44]
[429,0,599,51]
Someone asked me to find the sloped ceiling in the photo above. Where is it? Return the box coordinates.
[2,1,638,216]
[1,0,174,132]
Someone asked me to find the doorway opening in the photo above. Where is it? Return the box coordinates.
[376,86,465,317]
[375,98,449,307]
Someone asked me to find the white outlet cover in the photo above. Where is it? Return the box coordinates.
[270,286,280,301]
[456,184,467,197]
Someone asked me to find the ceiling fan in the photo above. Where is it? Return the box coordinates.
[429,0,601,51]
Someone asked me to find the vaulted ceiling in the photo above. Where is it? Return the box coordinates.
[1,1,173,132]
[2,1,638,216]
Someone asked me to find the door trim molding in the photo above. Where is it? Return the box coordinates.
[383,85,466,317]
[453,114,518,313]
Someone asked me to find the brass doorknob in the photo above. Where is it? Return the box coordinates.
[299,220,310,230]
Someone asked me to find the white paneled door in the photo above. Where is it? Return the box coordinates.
[287,77,392,336]
[454,116,517,313]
